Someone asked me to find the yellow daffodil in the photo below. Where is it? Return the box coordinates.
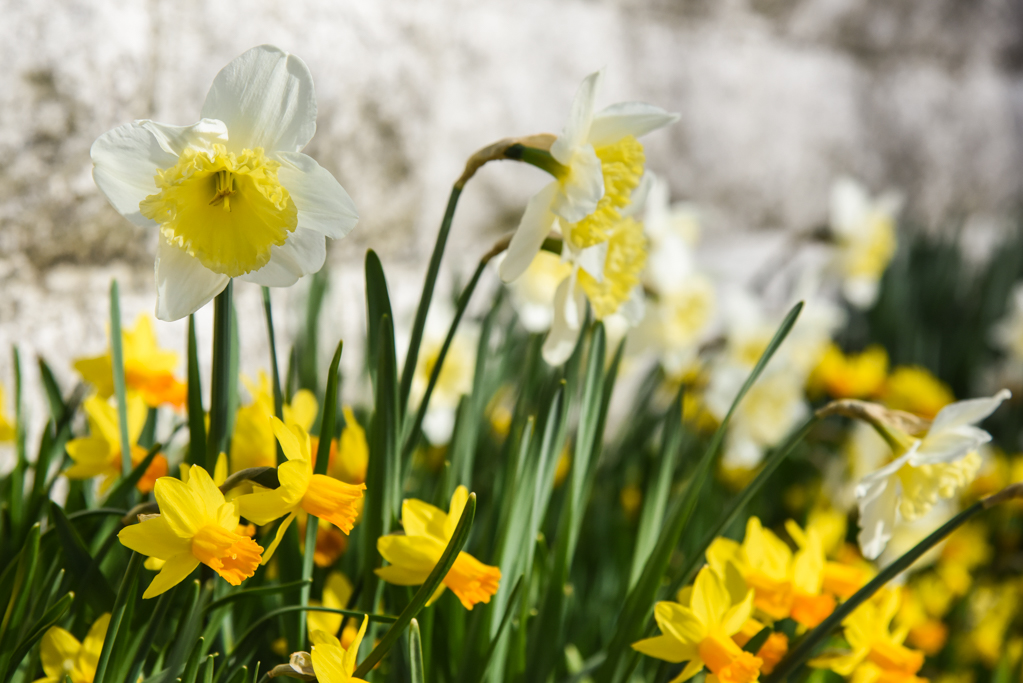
[310,616,369,683]
[897,585,948,656]
[0,383,16,442]
[708,517,835,628]
[829,176,901,310]
[855,390,1009,559]
[237,418,365,562]
[119,465,263,598]
[810,343,888,399]
[732,619,789,675]
[231,373,317,472]
[811,589,927,683]
[74,315,186,409]
[91,45,358,321]
[376,486,500,610]
[34,613,109,683]
[327,407,369,485]
[308,571,354,637]
[967,582,1018,667]
[882,366,954,420]
[65,394,167,493]
[632,565,761,683]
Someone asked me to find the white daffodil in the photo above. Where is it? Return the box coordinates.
[856,390,1010,560]
[498,70,678,284]
[829,176,902,310]
[91,45,358,321]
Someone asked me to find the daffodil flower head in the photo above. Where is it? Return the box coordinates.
[118,465,263,598]
[632,565,761,683]
[91,45,358,321]
[35,613,110,683]
[310,616,369,683]
[810,343,889,400]
[65,394,168,493]
[74,314,186,409]
[237,417,365,563]
[376,486,501,610]
[855,390,1010,560]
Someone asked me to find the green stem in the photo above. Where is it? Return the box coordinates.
[399,185,462,415]
[764,483,1023,682]
[261,287,285,464]
[187,315,206,467]
[109,281,133,478]
[206,280,233,471]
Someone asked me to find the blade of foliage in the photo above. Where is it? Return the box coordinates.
[365,250,395,391]
[187,314,206,467]
[262,287,285,459]
[124,589,174,683]
[7,591,73,674]
[467,576,523,683]
[409,618,425,683]
[93,551,143,683]
[0,524,39,680]
[50,502,116,611]
[206,280,234,470]
[353,492,477,678]
[109,280,133,478]
[204,579,313,612]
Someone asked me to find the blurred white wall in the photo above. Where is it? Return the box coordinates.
[2,0,1022,422]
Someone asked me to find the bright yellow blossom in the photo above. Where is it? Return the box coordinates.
[119,465,263,598]
[33,613,109,683]
[327,407,369,485]
[237,418,365,562]
[0,383,14,442]
[733,619,788,675]
[882,366,954,420]
[308,571,354,636]
[632,565,762,683]
[231,372,317,471]
[376,486,500,610]
[65,394,167,493]
[74,315,186,409]
[811,589,927,683]
[310,615,369,683]
[810,344,888,399]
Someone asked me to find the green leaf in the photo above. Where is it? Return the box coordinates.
[365,249,395,390]
[468,577,523,683]
[203,579,313,612]
[93,551,143,683]
[742,626,773,655]
[261,287,286,464]
[179,637,205,683]
[353,492,478,677]
[6,591,73,675]
[206,280,234,471]
[123,589,174,683]
[0,523,39,680]
[187,314,206,467]
[409,618,425,683]
[37,356,66,424]
[299,266,328,394]
[50,502,116,611]
[109,280,134,478]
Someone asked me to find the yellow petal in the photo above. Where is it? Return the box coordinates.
[39,626,81,679]
[401,498,448,539]
[154,474,207,536]
[632,634,695,664]
[377,534,445,573]
[721,589,755,636]
[691,566,731,627]
[670,658,706,683]
[311,634,349,683]
[260,511,297,565]
[324,571,354,610]
[444,486,470,540]
[126,393,149,443]
[237,488,295,526]
[705,537,741,574]
[287,389,319,431]
[187,465,228,520]
[84,395,122,448]
[213,451,229,486]
[76,613,111,680]
[143,553,200,599]
[425,583,448,606]
[272,416,311,463]
[278,459,313,502]
[308,599,342,637]
[343,616,369,675]
[118,515,190,560]
[375,563,433,586]
[653,602,704,644]
[74,355,115,398]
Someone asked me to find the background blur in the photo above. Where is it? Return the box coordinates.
[3,0,1023,412]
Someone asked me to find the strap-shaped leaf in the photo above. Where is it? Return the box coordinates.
[186,314,206,467]
[109,280,133,478]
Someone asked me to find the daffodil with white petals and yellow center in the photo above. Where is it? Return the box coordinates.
[498,70,678,365]
[853,390,1010,559]
[91,45,358,321]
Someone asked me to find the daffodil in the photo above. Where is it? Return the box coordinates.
[855,390,1010,559]
[882,366,954,420]
[809,343,888,399]
[74,315,186,408]
[328,407,369,485]
[810,589,927,683]
[0,383,15,442]
[310,616,369,683]
[829,176,902,309]
[91,45,358,321]
[376,486,500,610]
[119,465,263,597]
[34,613,109,683]
[65,394,167,493]
[631,565,762,683]
[237,417,365,562]
[308,571,354,637]
[231,373,317,471]
[408,309,479,444]
[707,517,835,628]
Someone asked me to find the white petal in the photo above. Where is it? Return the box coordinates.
[911,426,992,466]
[843,276,879,310]
[588,102,680,148]
[275,152,359,239]
[500,182,559,283]
[619,285,646,326]
[928,390,1010,434]
[856,470,900,560]
[91,122,178,228]
[830,176,869,236]
[542,276,586,365]
[550,145,603,223]
[201,45,316,154]
[136,118,228,156]
[550,70,603,165]
[239,227,326,287]
[576,241,608,283]
[154,236,230,321]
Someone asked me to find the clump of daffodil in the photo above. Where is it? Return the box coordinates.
[881,366,954,420]
[0,383,15,442]
[231,373,317,471]
[237,417,365,562]
[35,613,109,683]
[119,465,263,598]
[376,486,500,610]
[708,517,835,628]
[853,390,1010,559]
[632,565,763,683]
[829,176,902,310]
[74,314,186,408]
[810,343,888,399]
[91,45,358,321]
[65,394,167,493]
[811,589,928,683]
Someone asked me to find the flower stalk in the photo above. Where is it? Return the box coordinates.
[206,280,234,471]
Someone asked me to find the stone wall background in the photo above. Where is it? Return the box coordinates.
[2,0,1023,430]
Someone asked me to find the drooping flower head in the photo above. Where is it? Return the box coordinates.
[237,417,365,562]
[376,486,500,610]
[119,465,263,598]
[74,314,186,408]
[34,613,110,683]
[65,394,167,493]
[91,45,358,321]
